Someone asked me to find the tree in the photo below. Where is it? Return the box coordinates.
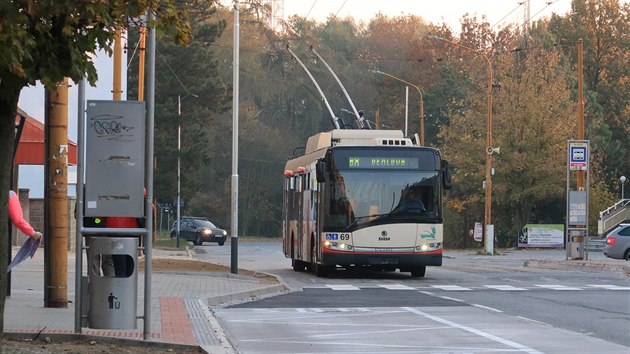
[548,0,630,185]
[0,0,205,335]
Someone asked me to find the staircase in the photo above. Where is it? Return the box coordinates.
[598,199,630,236]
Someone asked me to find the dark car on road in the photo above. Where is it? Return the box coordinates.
[170,217,228,246]
[604,223,630,260]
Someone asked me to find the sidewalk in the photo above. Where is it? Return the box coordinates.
[443,248,630,275]
[4,245,288,353]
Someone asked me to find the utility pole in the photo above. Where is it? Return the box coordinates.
[577,38,585,190]
[138,24,147,101]
[113,28,123,100]
[44,78,69,308]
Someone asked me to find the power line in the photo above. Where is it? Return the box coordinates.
[321,0,349,33]
[295,0,319,36]
[517,0,560,33]
[490,3,524,29]
[155,47,197,96]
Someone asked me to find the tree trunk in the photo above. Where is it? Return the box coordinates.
[0,79,23,336]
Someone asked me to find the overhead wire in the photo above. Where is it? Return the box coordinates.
[155,47,197,96]
[294,0,319,38]
[490,2,524,29]
[321,0,349,33]
[516,0,560,33]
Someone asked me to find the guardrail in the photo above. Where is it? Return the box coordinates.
[587,238,606,252]
[597,199,630,236]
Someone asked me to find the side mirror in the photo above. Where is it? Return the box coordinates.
[442,160,452,190]
[316,159,326,183]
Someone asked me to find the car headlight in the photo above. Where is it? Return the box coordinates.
[202,229,212,235]
[222,230,227,236]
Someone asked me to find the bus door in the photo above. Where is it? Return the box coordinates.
[295,174,305,260]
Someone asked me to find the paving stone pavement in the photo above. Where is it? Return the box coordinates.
[4,245,287,354]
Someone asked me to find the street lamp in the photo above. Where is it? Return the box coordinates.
[621,176,626,200]
[428,34,495,254]
[177,93,198,248]
[372,69,425,146]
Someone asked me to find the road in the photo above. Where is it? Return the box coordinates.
[196,241,630,354]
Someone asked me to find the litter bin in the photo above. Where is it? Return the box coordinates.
[568,233,585,260]
[87,236,138,329]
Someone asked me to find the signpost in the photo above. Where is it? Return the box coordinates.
[566,140,590,260]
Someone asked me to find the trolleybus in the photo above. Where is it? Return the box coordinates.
[283,129,451,277]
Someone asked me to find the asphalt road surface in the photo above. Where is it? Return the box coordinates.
[197,241,630,354]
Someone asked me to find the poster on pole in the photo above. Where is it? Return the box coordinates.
[473,222,482,242]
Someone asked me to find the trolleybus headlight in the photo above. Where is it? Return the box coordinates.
[324,241,332,248]
[346,245,352,250]
[420,244,429,251]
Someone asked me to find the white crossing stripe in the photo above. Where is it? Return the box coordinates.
[379,284,416,290]
[326,284,360,290]
[430,285,472,291]
[535,284,582,290]
[587,285,630,290]
[484,285,527,291]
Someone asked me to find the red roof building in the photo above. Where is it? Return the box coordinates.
[14,107,77,166]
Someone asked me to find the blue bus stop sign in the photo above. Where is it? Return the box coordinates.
[569,142,588,171]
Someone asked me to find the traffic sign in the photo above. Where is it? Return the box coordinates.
[569,142,588,171]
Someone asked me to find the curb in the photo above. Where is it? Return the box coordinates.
[203,283,291,307]
[3,332,202,351]
[524,259,630,275]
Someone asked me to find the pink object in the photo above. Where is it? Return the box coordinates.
[8,190,35,237]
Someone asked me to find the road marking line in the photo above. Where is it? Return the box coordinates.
[473,304,503,313]
[587,284,630,290]
[517,316,550,326]
[535,284,582,290]
[439,296,464,302]
[379,284,416,290]
[430,285,472,291]
[326,284,360,290]
[402,307,544,354]
[484,285,527,291]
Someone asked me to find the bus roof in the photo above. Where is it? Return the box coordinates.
[285,129,417,173]
[306,129,412,154]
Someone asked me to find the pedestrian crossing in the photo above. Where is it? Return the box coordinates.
[317,284,630,291]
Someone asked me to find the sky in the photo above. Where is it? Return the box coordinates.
[282,0,572,30]
[17,0,573,197]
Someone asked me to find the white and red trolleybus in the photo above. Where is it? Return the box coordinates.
[282,129,452,277]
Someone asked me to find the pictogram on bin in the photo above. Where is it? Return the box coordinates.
[87,236,138,329]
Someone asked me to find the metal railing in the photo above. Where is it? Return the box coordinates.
[598,199,630,236]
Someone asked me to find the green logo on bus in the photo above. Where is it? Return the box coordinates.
[420,227,436,239]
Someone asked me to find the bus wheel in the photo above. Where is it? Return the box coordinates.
[292,259,307,272]
[311,246,332,277]
[314,263,332,277]
[410,266,426,277]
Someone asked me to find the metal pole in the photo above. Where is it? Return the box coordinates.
[74,78,86,333]
[143,9,156,340]
[231,0,240,274]
[405,86,409,136]
[176,95,181,248]
[371,70,424,144]
[419,91,424,146]
[485,54,493,255]
[426,36,494,254]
